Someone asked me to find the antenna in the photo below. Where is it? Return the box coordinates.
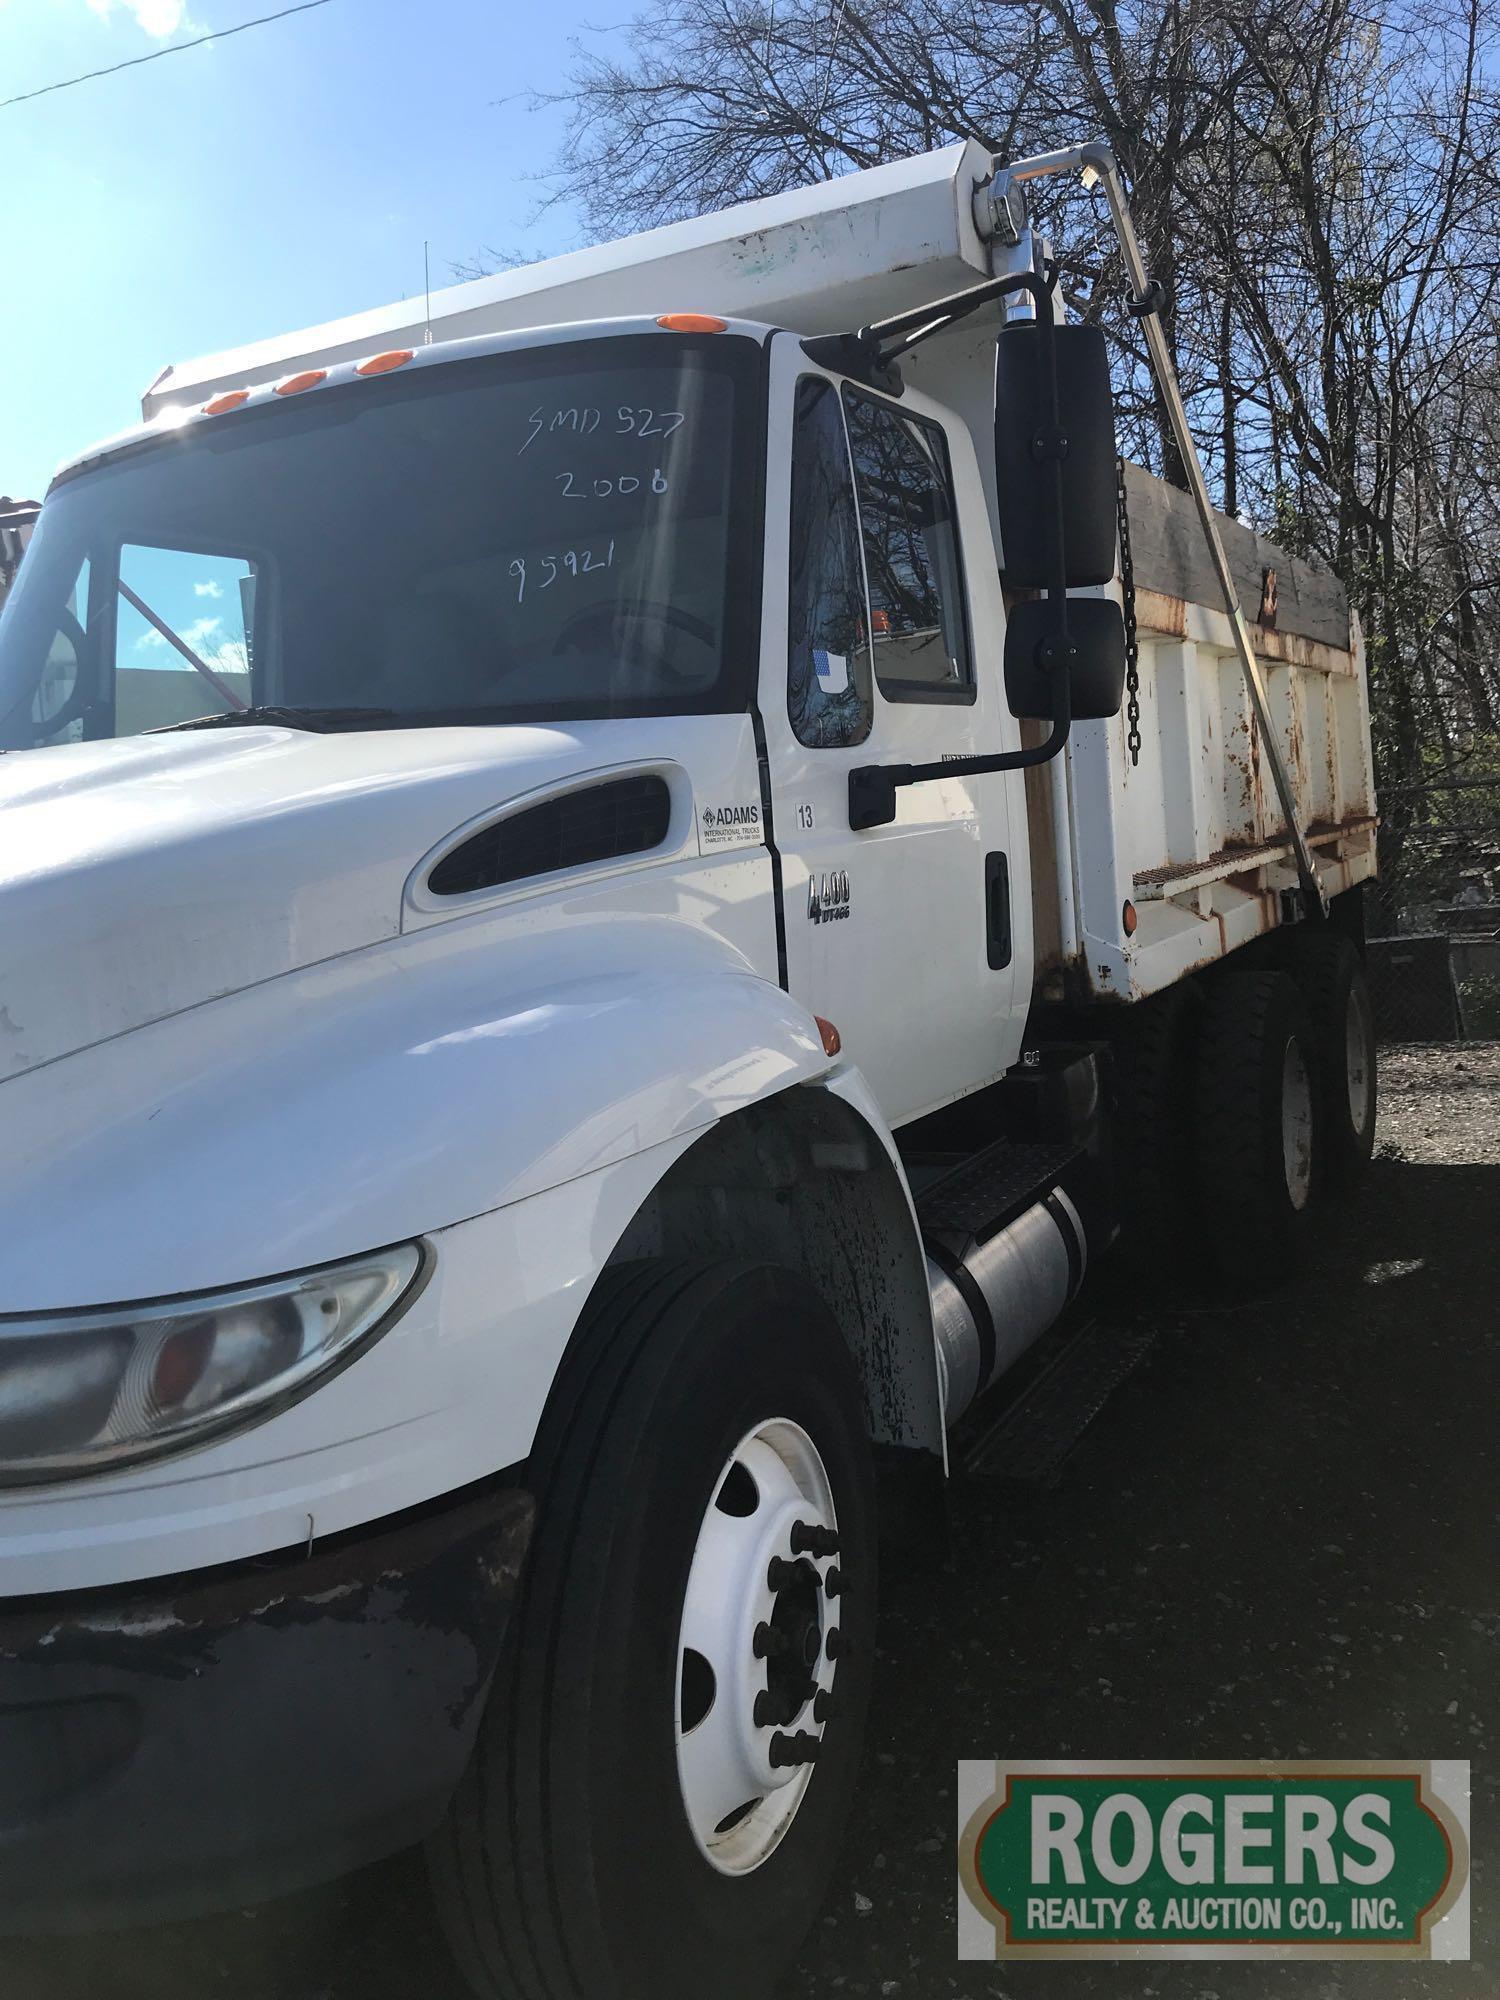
[423,240,433,345]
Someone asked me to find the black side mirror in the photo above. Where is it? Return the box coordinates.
[1005,597,1126,722]
[994,323,1118,588]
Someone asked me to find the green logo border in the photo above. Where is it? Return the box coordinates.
[958,1760,1469,1961]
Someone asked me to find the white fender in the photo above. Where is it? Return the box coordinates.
[0,913,850,1591]
[0,909,832,1312]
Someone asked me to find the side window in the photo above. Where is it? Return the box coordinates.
[843,390,972,699]
[114,545,257,734]
[787,377,873,748]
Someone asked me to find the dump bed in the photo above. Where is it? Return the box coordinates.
[146,142,1375,1007]
[1023,469,1376,1005]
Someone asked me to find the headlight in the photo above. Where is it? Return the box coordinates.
[0,1243,425,1484]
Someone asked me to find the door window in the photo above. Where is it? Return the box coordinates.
[114,545,257,734]
[843,390,972,700]
[786,378,873,748]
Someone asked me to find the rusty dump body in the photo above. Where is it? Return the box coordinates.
[1022,465,1376,1005]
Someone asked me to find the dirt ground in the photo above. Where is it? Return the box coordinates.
[7,1044,1496,1999]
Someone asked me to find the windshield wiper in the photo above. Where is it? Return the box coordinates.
[155,705,399,734]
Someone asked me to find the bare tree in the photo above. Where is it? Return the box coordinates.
[533,0,1500,907]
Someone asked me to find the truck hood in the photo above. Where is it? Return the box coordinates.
[0,723,670,1083]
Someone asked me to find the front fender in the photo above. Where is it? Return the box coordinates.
[0,910,831,1311]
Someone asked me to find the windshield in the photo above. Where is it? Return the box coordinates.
[0,332,761,750]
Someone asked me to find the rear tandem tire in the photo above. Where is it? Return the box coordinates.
[1110,981,1204,1268]
[1274,931,1378,1188]
[1193,969,1321,1276]
[427,1260,877,2000]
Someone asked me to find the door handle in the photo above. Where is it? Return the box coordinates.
[985,852,1012,970]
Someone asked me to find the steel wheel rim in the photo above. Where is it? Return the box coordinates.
[1282,1036,1315,1210]
[1346,983,1375,1133]
[674,1417,842,1876]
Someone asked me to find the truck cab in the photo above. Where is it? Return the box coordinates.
[1,312,1035,1117]
[0,141,1378,1999]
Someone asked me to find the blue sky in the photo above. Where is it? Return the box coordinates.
[4,0,615,501]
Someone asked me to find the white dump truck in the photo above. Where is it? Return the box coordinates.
[0,138,1376,1994]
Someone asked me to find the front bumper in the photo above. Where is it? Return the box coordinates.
[0,1481,534,1933]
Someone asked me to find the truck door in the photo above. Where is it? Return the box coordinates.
[758,336,1030,1127]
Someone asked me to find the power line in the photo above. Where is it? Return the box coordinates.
[1,0,334,112]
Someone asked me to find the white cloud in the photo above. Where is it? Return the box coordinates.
[85,0,191,38]
[193,580,223,598]
[132,613,222,655]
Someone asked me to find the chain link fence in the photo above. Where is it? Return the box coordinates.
[1366,931,1500,1042]
[1366,792,1500,1042]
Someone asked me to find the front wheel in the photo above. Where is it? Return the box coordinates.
[429,1261,877,2000]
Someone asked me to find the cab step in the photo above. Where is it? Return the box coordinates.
[914,1135,1082,1253]
[958,1313,1157,1486]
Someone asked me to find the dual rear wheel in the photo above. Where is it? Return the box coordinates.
[1121,930,1377,1275]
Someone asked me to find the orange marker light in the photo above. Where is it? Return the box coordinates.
[276,369,328,396]
[814,1015,842,1058]
[656,313,728,334]
[202,390,249,415]
[1122,899,1139,937]
[356,348,415,376]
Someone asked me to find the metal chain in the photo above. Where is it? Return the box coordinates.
[1117,453,1142,766]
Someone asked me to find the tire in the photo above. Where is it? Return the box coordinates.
[428,1261,877,2000]
[1193,970,1321,1273]
[1109,982,1204,1265]
[1275,932,1378,1186]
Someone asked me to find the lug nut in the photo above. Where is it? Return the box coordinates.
[823,1565,844,1599]
[756,1679,814,1728]
[769,1730,821,1769]
[825,1626,842,1659]
[790,1520,841,1558]
[753,1621,788,1659]
[814,1689,837,1724]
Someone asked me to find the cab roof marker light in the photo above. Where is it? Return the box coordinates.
[202,391,249,415]
[276,369,328,396]
[356,348,415,376]
[656,313,728,333]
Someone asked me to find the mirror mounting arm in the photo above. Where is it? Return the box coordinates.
[848,679,1074,831]
[807,265,1056,387]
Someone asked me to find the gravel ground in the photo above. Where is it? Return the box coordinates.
[1374,1041,1500,1164]
[6,1043,1497,1999]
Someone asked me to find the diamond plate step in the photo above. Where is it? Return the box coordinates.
[960,1316,1157,1486]
[914,1136,1080,1244]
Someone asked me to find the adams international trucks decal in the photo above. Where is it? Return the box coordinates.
[697,800,763,854]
